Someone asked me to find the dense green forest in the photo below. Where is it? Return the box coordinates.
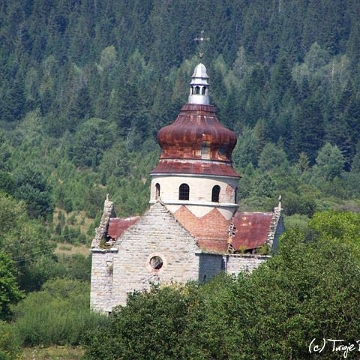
[0,0,360,222]
[1,0,360,358]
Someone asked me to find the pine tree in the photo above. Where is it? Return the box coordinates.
[291,97,325,164]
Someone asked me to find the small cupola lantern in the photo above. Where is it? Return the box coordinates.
[188,63,210,105]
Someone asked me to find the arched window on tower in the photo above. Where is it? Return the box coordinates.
[155,183,160,200]
[179,183,190,200]
[235,186,238,203]
[212,185,220,202]
[195,86,200,94]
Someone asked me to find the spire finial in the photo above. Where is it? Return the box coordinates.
[194,30,209,59]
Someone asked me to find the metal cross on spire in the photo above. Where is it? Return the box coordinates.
[194,30,210,59]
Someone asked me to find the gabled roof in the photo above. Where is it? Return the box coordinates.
[173,206,278,253]
[93,199,282,254]
[107,216,141,240]
[230,212,274,251]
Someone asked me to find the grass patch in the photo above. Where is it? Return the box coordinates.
[58,245,72,251]
[55,242,90,257]
[21,346,84,360]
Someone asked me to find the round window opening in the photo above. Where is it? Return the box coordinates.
[150,256,163,270]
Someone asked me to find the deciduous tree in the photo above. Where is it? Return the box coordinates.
[0,252,23,321]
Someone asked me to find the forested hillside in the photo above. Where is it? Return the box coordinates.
[0,0,360,225]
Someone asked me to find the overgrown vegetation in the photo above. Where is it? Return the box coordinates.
[21,346,85,360]
[0,279,106,360]
[12,279,107,348]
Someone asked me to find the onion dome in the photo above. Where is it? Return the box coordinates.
[157,104,237,162]
[151,63,239,178]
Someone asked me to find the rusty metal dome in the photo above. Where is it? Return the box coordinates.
[157,103,237,162]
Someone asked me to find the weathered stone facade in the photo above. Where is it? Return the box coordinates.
[91,249,117,313]
[90,200,279,312]
[91,201,201,311]
[111,202,200,306]
[225,254,271,275]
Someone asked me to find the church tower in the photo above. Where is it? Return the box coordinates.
[149,63,240,221]
[90,61,284,313]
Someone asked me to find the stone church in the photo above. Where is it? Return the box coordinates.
[90,62,284,313]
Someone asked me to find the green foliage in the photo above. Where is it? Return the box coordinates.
[0,172,15,196]
[55,254,92,282]
[282,191,317,217]
[196,273,253,359]
[4,220,56,292]
[0,193,25,235]
[13,166,53,220]
[251,172,277,199]
[0,0,358,221]
[0,3,359,355]
[0,193,56,292]
[244,228,360,359]
[291,96,325,164]
[309,210,360,247]
[12,279,107,347]
[258,142,289,172]
[313,142,345,181]
[0,252,23,321]
[0,321,21,360]
[232,127,259,170]
[283,214,310,231]
[83,283,205,360]
[69,118,116,169]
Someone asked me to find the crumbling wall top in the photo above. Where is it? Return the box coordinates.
[91,195,116,248]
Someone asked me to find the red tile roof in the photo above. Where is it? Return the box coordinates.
[173,206,231,252]
[107,216,140,239]
[173,206,273,252]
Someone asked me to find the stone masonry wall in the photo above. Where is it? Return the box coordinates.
[91,196,115,248]
[197,252,269,281]
[225,254,270,276]
[110,202,200,308]
[90,248,118,313]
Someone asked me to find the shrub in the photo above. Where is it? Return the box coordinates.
[12,279,107,347]
[0,321,21,360]
[83,283,206,360]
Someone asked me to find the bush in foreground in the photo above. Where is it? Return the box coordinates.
[12,278,107,347]
[0,321,21,360]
